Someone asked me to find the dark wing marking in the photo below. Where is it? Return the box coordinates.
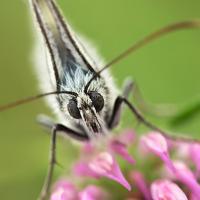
[32,0,96,90]
[49,0,96,72]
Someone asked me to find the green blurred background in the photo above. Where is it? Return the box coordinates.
[1,0,200,199]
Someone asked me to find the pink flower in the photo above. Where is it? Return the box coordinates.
[130,171,151,200]
[50,129,200,199]
[73,161,100,178]
[150,179,188,200]
[173,142,190,160]
[109,130,135,164]
[166,161,200,199]
[143,133,200,199]
[89,152,131,191]
[117,129,135,146]
[82,142,96,154]
[50,180,78,200]
[109,140,135,164]
[189,143,200,173]
[140,132,176,172]
[79,185,107,200]
[140,132,168,156]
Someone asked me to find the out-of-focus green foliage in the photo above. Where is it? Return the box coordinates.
[0,0,200,199]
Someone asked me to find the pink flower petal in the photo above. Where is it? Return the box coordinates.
[82,142,95,154]
[130,171,151,200]
[172,161,200,199]
[141,132,176,172]
[89,152,131,191]
[151,179,188,200]
[79,185,107,200]
[73,161,100,179]
[174,142,190,160]
[173,161,195,179]
[141,133,200,197]
[109,140,135,164]
[189,144,200,173]
[190,194,199,200]
[163,160,200,199]
[51,180,78,200]
[141,132,168,156]
[118,129,135,146]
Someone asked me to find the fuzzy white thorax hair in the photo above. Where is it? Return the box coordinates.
[30,4,119,129]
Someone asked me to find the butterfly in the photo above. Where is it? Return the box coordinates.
[0,0,200,199]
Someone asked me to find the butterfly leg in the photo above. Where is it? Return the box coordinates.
[108,78,134,129]
[110,96,200,143]
[37,114,89,141]
[108,78,160,129]
[38,116,88,200]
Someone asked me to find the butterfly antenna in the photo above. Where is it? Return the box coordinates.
[84,19,200,92]
[0,91,78,112]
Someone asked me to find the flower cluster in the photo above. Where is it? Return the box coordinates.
[50,129,200,200]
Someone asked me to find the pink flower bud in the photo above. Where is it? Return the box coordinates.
[174,142,190,160]
[50,180,78,200]
[73,161,100,178]
[172,161,200,199]
[130,171,151,200]
[163,161,200,199]
[140,132,176,172]
[79,185,106,200]
[151,180,188,200]
[82,142,95,154]
[189,144,200,172]
[141,132,168,156]
[118,130,135,146]
[109,140,135,164]
[89,152,131,191]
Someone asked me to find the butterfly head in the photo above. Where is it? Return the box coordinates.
[67,91,105,137]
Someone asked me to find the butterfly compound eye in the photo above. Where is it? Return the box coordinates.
[89,92,104,112]
[67,99,81,119]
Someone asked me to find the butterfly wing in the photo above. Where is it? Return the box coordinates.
[31,0,97,92]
